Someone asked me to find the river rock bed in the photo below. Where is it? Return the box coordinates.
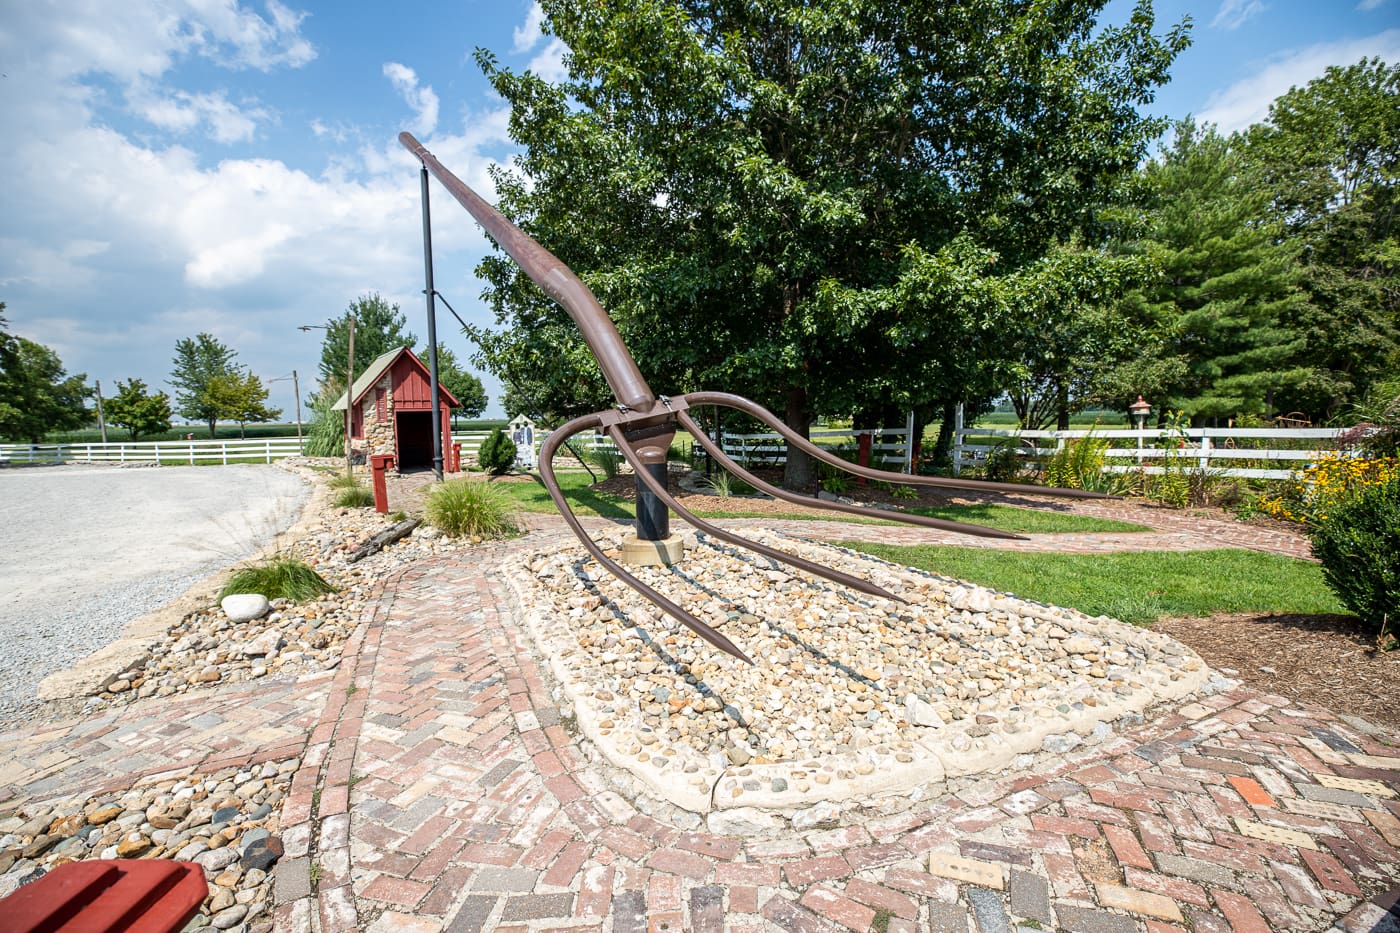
[0,759,297,931]
[82,502,470,712]
[508,527,1220,814]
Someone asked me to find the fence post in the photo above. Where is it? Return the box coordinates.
[155,444,161,466]
[952,403,964,476]
[903,410,915,474]
[1199,433,1211,471]
[266,440,272,464]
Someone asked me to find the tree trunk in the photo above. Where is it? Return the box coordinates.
[207,419,217,438]
[1055,380,1071,431]
[782,385,814,491]
[931,400,957,466]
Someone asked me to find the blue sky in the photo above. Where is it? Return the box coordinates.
[1,1,1396,423]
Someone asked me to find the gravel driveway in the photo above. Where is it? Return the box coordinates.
[0,463,309,724]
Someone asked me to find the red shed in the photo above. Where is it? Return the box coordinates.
[332,346,459,472]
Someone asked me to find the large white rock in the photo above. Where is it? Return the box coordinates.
[221,594,270,623]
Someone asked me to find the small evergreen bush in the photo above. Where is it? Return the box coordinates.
[221,556,335,602]
[425,476,519,538]
[1309,474,1400,634]
[477,428,517,475]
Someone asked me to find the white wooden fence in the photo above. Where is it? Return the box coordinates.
[952,426,1344,480]
[0,437,308,465]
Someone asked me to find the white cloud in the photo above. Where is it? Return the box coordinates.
[512,2,547,53]
[1356,0,1389,10]
[0,0,512,414]
[1211,0,1266,30]
[383,62,440,137]
[127,85,270,143]
[1198,29,1400,133]
[529,37,570,83]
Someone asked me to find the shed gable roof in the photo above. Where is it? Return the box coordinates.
[330,346,461,410]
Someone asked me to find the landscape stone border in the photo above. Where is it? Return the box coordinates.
[506,526,1219,818]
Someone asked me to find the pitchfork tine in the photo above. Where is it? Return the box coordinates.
[607,426,907,605]
[677,410,1029,541]
[685,391,1116,500]
[540,415,755,665]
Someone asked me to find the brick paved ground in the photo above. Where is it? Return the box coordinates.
[269,530,1397,933]
[3,498,1393,933]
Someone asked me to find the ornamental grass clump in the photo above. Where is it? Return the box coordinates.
[220,556,335,603]
[1308,473,1400,641]
[425,476,519,539]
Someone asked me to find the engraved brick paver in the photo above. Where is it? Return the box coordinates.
[5,508,1396,933]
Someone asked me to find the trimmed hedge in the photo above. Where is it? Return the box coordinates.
[1309,474,1400,634]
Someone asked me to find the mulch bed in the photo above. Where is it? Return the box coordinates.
[1155,612,1400,729]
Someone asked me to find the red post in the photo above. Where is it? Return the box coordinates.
[371,453,394,513]
[856,431,872,486]
[452,443,462,473]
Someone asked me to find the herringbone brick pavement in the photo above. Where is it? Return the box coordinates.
[273,543,1398,933]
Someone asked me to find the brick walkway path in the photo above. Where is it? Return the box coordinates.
[3,499,1392,933]
[267,536,1397,933]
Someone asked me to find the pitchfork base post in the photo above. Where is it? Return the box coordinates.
[619,535,685,566]
[635,462,670,540]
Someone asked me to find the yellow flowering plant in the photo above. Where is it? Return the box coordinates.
[1257,452,1399,525]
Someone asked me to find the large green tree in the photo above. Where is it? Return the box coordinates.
[104,378,173,440]
[434,347,489,425]
[170,333,240,437]
[317,293,418,390]
[1245,59,1400,419]
[1115,120,1309,423]
[0,336,90,442]
[211,371,282,438]
[470,0,1188,487]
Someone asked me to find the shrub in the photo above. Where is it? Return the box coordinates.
[1257,453,1399,524]
[477,428,517,475]
[1043,430,1108,490]
[221,556,335,603]
[425,476,519,538]
[983,437,1028,483]
[304,391,346,458]
[1309,474,1400,634]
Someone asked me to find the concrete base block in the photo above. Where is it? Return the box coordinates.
[619,535,684,566]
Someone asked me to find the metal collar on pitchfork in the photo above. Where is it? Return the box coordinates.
[399,131,1112,667]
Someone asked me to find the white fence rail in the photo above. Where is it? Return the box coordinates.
[0,437,308,465]
[952,426,1344,480]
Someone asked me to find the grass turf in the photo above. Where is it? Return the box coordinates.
[489,471,1148,534]
[836,543,1345,625]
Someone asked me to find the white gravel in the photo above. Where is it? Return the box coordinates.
[0,464,309,726]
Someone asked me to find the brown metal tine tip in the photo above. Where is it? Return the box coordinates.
[539,415,754,665]
[606,425,907,605]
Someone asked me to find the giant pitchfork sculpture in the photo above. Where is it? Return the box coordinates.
[401,132,1112,666]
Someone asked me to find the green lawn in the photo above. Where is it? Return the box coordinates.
[492,471,1149,534]
[837,543,1345,625]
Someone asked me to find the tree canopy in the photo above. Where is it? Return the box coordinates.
[469,0,1188,485]
[104,378,173,441]
[435,347,489,422]
[0,329,90,443]
[317,293,418,390]
[170,333,240,437]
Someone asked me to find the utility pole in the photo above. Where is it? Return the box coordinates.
[418,163,444,480]
[345,317,355,477]
[292,369,303,448]
[94,380,108,443]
